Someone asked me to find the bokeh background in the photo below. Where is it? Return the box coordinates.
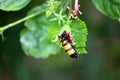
[0,0,120,80]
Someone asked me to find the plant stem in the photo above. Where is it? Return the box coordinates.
[74,0,79,10]
[1,9,46,30]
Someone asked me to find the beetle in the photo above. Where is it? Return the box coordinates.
[59,31,78,58]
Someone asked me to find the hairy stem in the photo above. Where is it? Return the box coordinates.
[1,9,46,31]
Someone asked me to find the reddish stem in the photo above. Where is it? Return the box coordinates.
[69,0,82,19]
[74,0,79,12]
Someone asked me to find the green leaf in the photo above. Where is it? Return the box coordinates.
[92,0,120,22]
[20,5,60,59]
[0,0,31,11]
[48,23,60,42]
[20,29,60,59]
[59,25,71,35]
[71,20,88,54]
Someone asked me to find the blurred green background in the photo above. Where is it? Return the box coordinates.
[0,0,120,80]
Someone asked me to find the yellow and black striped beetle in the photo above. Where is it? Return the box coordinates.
[59,31,78,58]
